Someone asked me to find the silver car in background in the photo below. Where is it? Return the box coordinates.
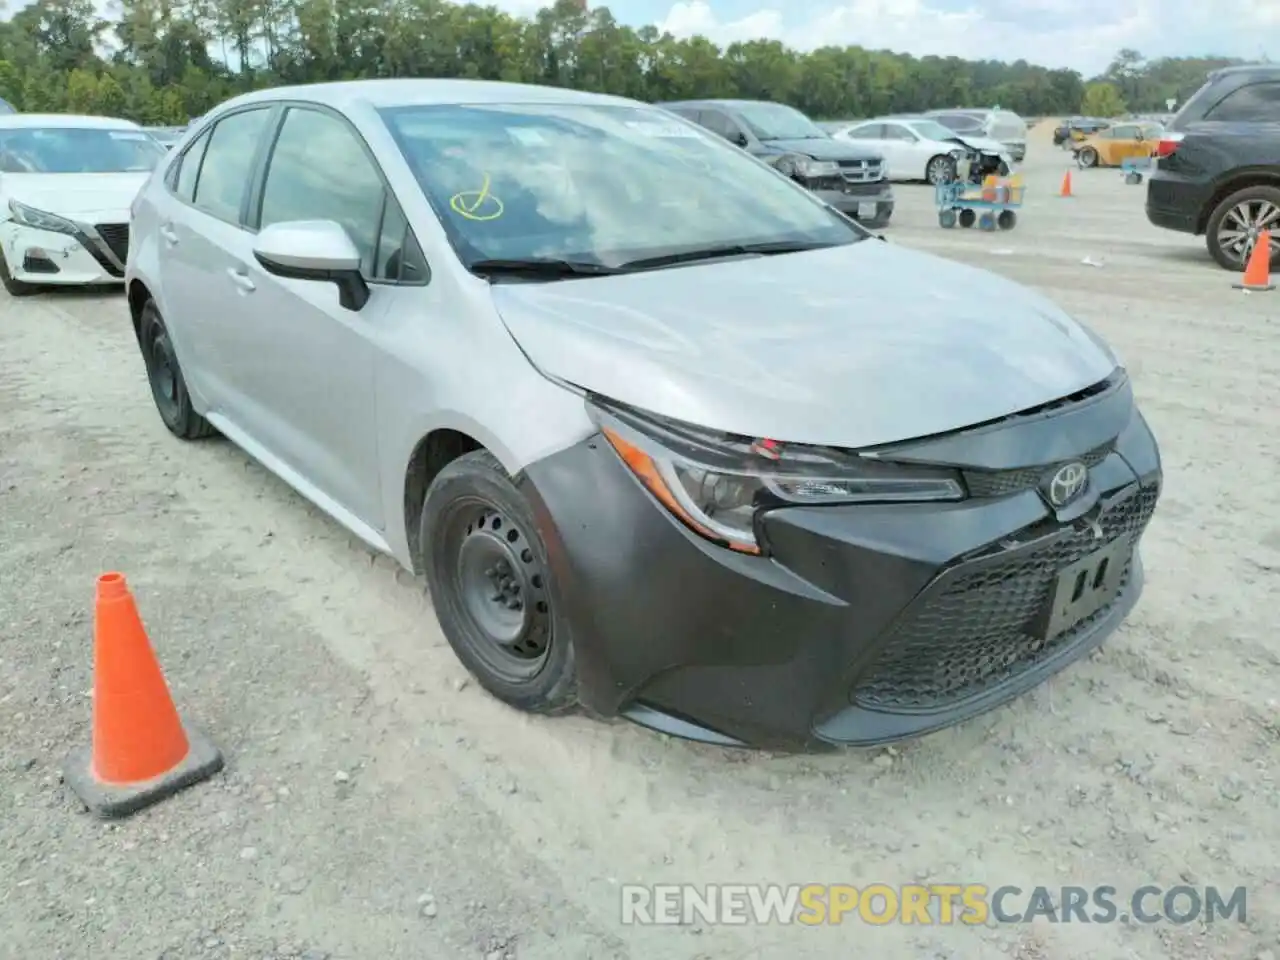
[125,79,1161,751]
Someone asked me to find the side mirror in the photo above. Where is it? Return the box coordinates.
[252,220,370,311]
[732,131,748,148]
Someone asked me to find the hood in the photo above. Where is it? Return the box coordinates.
[0,172,150,223]
[759,137,882,162]
[948,134,1010,156]
[491,242,1117,449]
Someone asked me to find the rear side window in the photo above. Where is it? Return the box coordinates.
[193,108,273,224]
[173,128,210,201]
[1205,82,1280,122]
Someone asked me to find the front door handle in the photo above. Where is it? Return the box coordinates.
[159,224,178,244]
[227,267,256,293]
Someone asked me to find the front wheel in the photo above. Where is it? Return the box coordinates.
[138,301,217,440]
[420,450,578,714]
[926,155,956,185]
[1205,185,1280,272]
[1077,147,1098,168]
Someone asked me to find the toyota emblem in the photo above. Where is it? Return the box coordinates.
[1046,461,1088,507]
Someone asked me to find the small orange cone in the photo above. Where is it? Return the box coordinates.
[1059,169,1074,198]
[63,572,223,818]
[1233,230,1275,291]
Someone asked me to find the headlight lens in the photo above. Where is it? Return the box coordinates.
[783,155,840,178]
[8,199,78,235]
[591,401,966,555]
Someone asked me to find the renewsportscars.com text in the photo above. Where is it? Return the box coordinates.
[620,883,1248,926]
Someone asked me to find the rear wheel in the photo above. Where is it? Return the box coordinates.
[997,210,1017,230]
[1205,185,1280,272]
[138,300,217,440]
[420,450,578,714]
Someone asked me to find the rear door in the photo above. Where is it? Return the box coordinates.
[157,105,277,411]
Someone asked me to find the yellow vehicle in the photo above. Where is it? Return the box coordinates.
[1072,122,1163,168]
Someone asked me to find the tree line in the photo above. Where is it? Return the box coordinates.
[0,0,1255,127]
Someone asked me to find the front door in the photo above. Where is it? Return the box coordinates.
[217,104,392,530]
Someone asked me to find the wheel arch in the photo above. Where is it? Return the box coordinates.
[1196,169,1280,235]
[127,278,151,344]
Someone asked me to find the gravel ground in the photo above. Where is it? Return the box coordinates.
[1,121,1277,960]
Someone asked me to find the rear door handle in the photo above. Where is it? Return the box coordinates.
[227,267,256,293]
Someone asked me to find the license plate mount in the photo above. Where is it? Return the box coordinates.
[1043,539,1130,641]
[857,201,878,219]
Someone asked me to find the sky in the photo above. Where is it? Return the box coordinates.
[495,0,1279,77]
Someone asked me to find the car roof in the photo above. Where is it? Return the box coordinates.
[656,99,789,110]
[1208,63,1280,80]
[0,113,141,130]
[216,79,640,115]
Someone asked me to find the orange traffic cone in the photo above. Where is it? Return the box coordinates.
[1059,169,1074,198]
[1233,230,1275,291]
[63,572,223,818]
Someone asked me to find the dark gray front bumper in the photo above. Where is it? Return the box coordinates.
[814,183,895,225]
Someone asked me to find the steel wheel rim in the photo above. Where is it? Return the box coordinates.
[446,500,551,682]
[144,320,181,423]
[1218,200,1280,265]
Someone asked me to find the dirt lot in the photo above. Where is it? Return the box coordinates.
[2,122,1277,960]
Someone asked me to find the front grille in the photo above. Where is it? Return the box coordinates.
[79,238,124,277]
[838,159,883,183]
[95,223,129,264]
[964,443,1112,498]
[851,483,1159,711]
[839,181,884,197]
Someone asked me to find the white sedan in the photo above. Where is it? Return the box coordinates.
[832,117,1013,184]
[0,114,167,295]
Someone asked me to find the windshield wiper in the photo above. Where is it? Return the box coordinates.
[468,258,624,281]
[617,240,837,271]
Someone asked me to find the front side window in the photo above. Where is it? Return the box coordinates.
[258,107,386,271]
[841,124,883,139]
[0,126,166,174]
[905,120,962,142]
[697,110,743,142]
[379,101,865,270]
[192,107,273,224]
[731,102,827,141]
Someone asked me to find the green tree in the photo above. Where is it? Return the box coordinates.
[1081,80,1127,117]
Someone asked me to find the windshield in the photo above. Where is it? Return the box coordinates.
[733,102,828,141]
[0,127,167,173]
[905,119,963,141]
[379,102,864,270]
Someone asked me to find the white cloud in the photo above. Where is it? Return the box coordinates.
[653,0,1277,75]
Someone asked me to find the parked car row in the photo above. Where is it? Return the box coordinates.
[0,79,1163,751]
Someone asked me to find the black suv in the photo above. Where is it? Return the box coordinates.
[1145,64,1280,271]
[657,99,895,229]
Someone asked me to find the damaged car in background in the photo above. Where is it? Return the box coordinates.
[832,115,1014,184]
[125,79,1163,752]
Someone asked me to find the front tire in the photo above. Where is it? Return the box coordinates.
[420,450,578,714]
[138,300,217,440]
[1077,147,1098,168]
[926,155,956,185]
[1205,185,1280,272]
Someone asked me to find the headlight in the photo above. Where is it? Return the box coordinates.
[590,400,965,555]
[782,155,840,178]
[8,199,78,235]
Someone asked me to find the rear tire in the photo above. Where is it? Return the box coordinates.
[0,251,36,297]
[420,450,579,715]
[997,210,1017,230]
[1205,185,1280,272]
[138,300,217,440]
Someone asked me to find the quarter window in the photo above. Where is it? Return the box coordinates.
[1206,82,1280,122]
[192,108,272,224]
[258,108,386,272]
[173,128,210,201]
